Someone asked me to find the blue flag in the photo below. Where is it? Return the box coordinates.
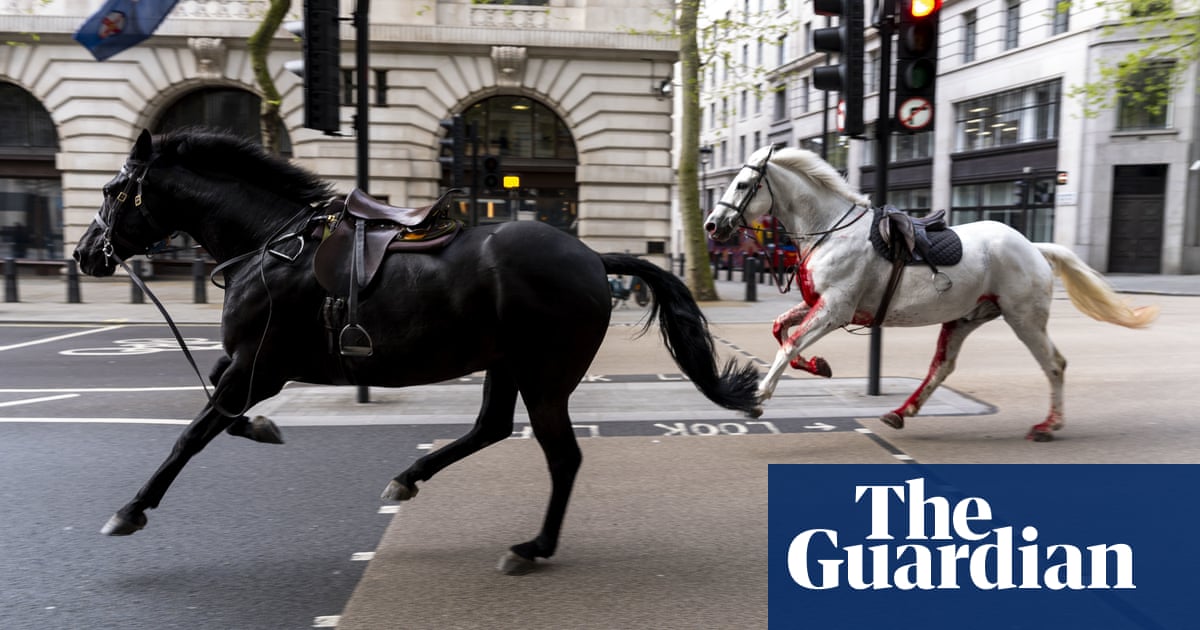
[73,0,181,61]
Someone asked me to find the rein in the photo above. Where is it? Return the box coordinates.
[97,160,317,419]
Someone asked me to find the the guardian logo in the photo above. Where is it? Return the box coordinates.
[787,478,1135,591]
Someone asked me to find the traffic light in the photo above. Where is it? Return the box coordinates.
[283,0,341,134]
[481,154,503,192]
[438,115,466,188]
[894,0,941,133]
[812,0,865,136]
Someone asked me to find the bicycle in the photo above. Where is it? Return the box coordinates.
[608,274,649,309]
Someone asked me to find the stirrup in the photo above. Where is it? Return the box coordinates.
[339,324,374,357]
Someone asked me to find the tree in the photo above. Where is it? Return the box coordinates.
[677,0,719,300]
[1066,0,1199,118]
[247,0,292,154]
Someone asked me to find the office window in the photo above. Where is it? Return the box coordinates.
[955,79,1060,151]
[774,84,788,121]
[778,34,787,66]
[1117,60,1174,130]
[800,77,810,114]
[1004,0,1020,50]
[963,10,977,62]
[740,90,748,119]
[1051,0,1069,35]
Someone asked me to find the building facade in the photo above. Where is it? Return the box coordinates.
[696,0,1199,274]
[0,0,678,266]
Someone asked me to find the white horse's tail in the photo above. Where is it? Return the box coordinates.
[1035,243,1159,328]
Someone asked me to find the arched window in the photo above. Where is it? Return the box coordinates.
[444,96,579,233]
[0,82,61,260]
[155,87,291,156]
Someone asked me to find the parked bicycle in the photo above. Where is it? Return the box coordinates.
[608,274,649,308]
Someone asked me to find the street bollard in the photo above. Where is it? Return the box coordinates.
[130,259,145,304]
[744,257,758,302]
[66,259,82,303]
[4,258,17,302]
[678,253,686,276]
[192,255,207,304]
[725,254,733,281]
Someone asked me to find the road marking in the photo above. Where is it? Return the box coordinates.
[350,552,375,561]
[0,386,206,393]
[312,616,340,628]
[0,394,79,408]
[0,325,124,352]
[0,417,189,425]
[377,505,401,514]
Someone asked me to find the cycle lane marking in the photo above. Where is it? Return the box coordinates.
[0,394,80,408]
[0,325,125,352]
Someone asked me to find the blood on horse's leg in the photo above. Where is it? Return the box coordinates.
[881,318,990,430]
[773,304,830,377]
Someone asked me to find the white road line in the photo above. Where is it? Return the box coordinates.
[0,417,189,425]
[0,386,206,394]
[350,552,375,561]
[312,616,340,628]
[0,393,79,408]
[377,505,401,514]
[0,325,124,352]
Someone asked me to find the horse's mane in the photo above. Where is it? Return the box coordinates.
[154,127,334,204]
[769,147,871,206]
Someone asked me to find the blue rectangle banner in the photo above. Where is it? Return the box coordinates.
[74,0,181,61]
[768,464,1199,630]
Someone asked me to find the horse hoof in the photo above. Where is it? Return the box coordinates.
[497,551,537,576]
[100,511,147,536]
[813,357,832,378]
[880,412,905,430]
[380,479,418,501]
[248,415,284,444]
[744,405,764,419]
[1026,429,1054,442]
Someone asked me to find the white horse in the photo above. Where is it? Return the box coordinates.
[703,145,1158,441]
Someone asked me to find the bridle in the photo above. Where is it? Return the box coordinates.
[94,158,175,261]
[714,147,870,292]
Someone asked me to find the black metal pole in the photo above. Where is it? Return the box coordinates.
[868,0,894,397]
[192,254,207,304]
[66,259,82,303]
[4,258,17,302]
[130,259,145,304]
[355,0,371,405]
[744,256,757,302]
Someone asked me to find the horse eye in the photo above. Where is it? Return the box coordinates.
[735,181,749,190]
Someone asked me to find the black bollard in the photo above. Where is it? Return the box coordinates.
[4,257,17,302]
[725,254,733,281]
[66,259,82,303]
[192,255,207,304]
[357,385,370,403]
[130,259,145,304]
[744,256,758,302]
[677,253,685,276]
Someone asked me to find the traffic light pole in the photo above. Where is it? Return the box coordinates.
[355,0,371,404]
[867,0,895,397]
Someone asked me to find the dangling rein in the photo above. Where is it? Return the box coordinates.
[739,202,869,294]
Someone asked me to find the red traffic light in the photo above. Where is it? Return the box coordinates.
[909,0,941,17]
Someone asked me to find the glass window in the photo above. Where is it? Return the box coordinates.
[962,10,977,62]
[0,83,58,153]
[954,80,1061,152]
[800,133,849,172]
[1004,0,1020,50]
[774,85,787,121]
[156,87,290,154]
[463,96,576,160]
[1117,60,1173,130]
[951,178,1055,242]
[1051,0,1069,34]
[0,83,61,260]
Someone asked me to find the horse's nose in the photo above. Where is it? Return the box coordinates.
[704,221,716,233]
[72,248,81,262]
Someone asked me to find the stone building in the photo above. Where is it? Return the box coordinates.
[0,0,678,266]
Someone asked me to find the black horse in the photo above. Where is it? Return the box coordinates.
[73,129,759,573]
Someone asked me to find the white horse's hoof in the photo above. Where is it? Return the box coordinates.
[497,551,537,575]
[880,412,905,430]
[380,480,418,501]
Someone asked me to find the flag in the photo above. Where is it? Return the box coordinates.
[73,0,181,61]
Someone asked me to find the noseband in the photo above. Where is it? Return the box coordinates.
[94,158,173,261]
[715,147,777,231]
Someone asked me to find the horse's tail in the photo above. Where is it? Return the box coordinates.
[600,253,760,413]
[1035,243,1159,328]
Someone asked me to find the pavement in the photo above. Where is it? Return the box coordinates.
[4,268,1199,629]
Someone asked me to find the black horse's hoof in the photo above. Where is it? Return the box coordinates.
[744,405,764,419]
[497,550,537,575]
[380,479,418,501]
[100,511,147,536]
[813,357,832,378]
[247,415,284,444]
[880,412,905,430]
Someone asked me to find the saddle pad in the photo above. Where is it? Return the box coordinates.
[868,208,963,267]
